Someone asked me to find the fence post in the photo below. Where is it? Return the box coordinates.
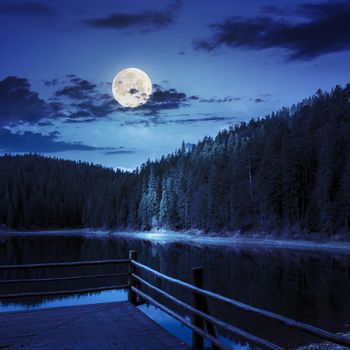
[128,250,138,304]
[192,267,204,350]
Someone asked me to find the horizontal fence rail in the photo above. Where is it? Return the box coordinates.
[131,259,350,349]
[0,259,129,270]
[0,272,130,284]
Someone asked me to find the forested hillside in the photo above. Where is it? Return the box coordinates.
[1,85,350,236]
[0,156,134,228]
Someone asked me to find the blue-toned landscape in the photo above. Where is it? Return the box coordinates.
[1,1,350,349]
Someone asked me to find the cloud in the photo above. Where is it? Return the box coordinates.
[65,111,91,119]
[55,77,97,100]
[105,149,135,155]
[70,94,117,118]
[54,77,119,119]
[0,76,60,126]
[199,95,268,104]
[129,88,139,95]
[0,75,199,127]
[0,2,56,17]
[63,118,99,124]
[0,128,114,153]
[36,121,55,126]
[85,0,181,32]
[170,116,236,125]
[195,1,350,60]
[261,5,287,16]
[121,114,236,127]
[43,78,60,86]
[200,96,242,103]
[151,88,187,104]
[129,85,197,115]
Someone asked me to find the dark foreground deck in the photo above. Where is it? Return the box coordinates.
[0,301,190,350]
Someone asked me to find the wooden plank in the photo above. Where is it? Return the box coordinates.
[0,259,129,270]
[0,272,130,284]
[132,273,283,350]
[131,260,350,348]
[0,301,189,350]
[132,287,232,350]
[0,284,129,299]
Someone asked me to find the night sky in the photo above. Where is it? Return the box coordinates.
[1,0,350,170]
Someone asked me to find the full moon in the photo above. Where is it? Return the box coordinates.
[112,68,152,108]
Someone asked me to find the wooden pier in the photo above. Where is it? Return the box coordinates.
[0,301,189,350]
[1,250,350,350]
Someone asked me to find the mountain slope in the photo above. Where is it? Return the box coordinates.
[1,84,350,237]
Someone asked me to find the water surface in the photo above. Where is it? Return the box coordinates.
[0,231,349,349]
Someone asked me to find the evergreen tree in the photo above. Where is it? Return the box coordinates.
[1,85,350,237]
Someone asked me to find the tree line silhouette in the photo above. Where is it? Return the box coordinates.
[1,85,350,237]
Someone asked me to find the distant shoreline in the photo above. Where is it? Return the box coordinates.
[111,230,350,253]
[1,228,350,253]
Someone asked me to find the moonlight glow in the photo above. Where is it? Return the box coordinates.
[112,68,152,108]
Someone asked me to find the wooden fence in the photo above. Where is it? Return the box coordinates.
[0,259,129,298]
[1,250,349,350]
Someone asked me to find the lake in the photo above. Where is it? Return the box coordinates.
[1,231,349,349]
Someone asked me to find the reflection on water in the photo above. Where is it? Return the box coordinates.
[139,303,193,346]
[140,303,250,350]
[0,232,349,349]
[0,289,128,313]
